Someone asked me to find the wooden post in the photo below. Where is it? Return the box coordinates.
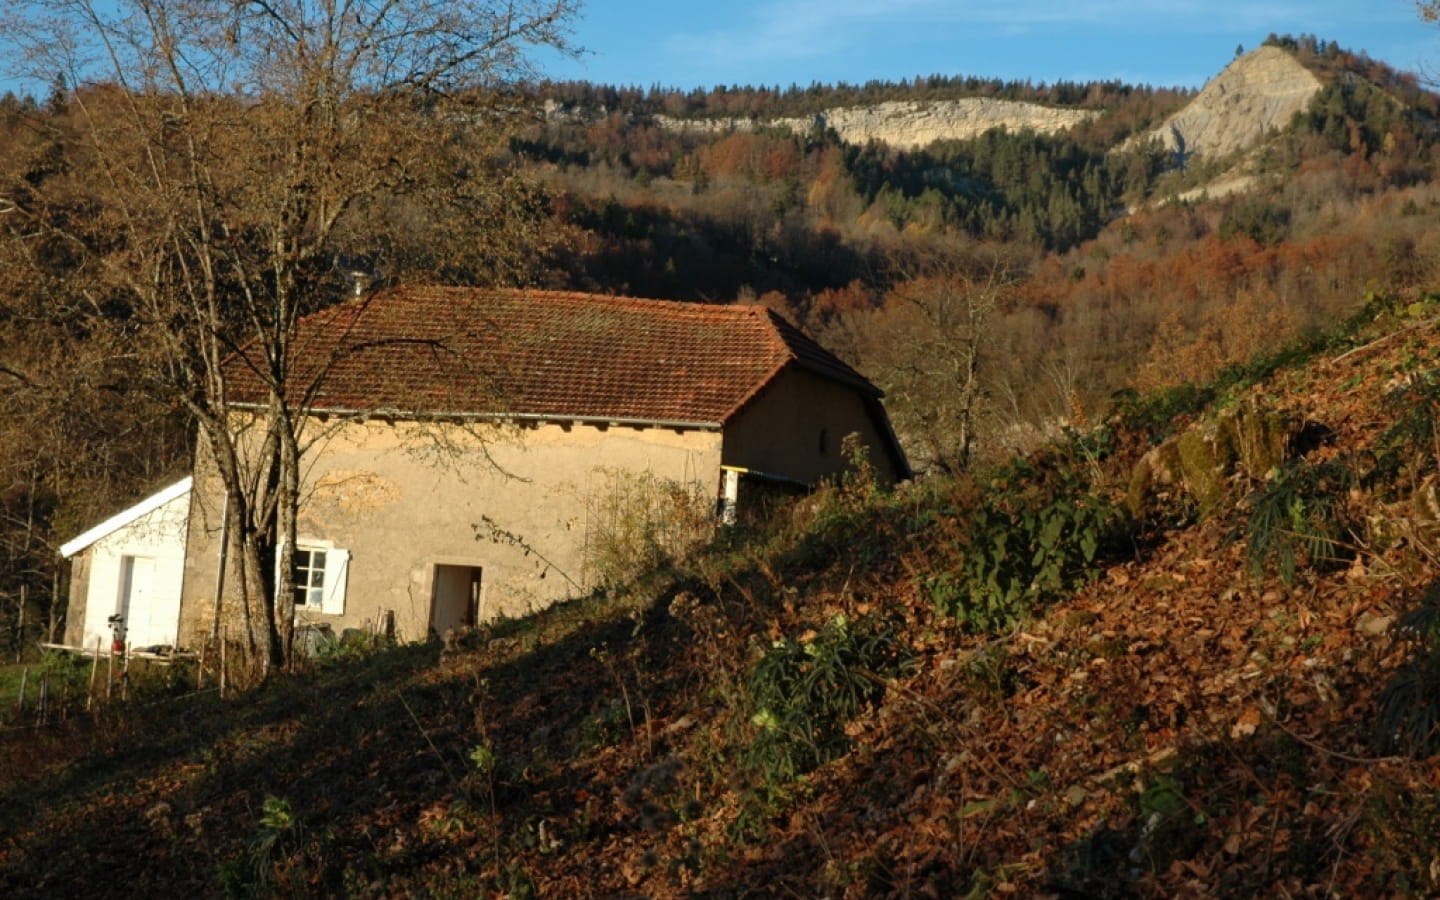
[87,638,101,711]
[16,667,28,715]
[16,584,26,664]
[48,567,61,645]
[219,628,227,699]
[106,645,114,701]
[196,643,206,691]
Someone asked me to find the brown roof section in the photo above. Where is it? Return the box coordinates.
[226,287,881,426]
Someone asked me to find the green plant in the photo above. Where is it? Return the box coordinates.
[1375,582,1440,756]
[930,459,1125,634]
[497,862,538,899]
[1244,458,1355,584]
[835,433,883,506]
[742,614,911,782]
[784,436,905,571]
[958,645,1020,699]
[469,743,498,774]
[219,795,302,898]
[1130,770,1209,872]
[1374,369,1440,486]
[17,651,94,718]
[1112,383,1213,441]
[311,628,393,669]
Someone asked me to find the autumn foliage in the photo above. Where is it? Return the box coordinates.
[7,294,1440,896]
[9,33,1440,896]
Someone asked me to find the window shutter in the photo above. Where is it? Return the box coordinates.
[321,548,349,615]
[273,537,286,604]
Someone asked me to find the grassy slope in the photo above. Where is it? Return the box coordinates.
[4,301,1440,898]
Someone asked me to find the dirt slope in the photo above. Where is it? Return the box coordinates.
[4,299,1440,898]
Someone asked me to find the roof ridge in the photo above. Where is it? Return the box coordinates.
[388,285,758,318]
[754,305,802,362]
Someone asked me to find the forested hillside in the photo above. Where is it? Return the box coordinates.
[521,37,1440,470]
[5,30,1440,758]
[7,270,1440,897]
[0,34,1434,653]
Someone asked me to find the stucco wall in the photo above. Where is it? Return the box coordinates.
[723,367,904,486]
[180,418,723,644]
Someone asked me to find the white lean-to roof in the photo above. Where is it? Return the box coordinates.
[58,477,193,558]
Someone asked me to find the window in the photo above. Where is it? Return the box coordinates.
[293,548,327,608]
[277,541,349,615]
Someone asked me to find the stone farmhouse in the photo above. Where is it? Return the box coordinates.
[61,287,908,650]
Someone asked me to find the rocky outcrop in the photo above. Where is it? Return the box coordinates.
[649,98,1096,149]
[1131,46,1322,162]
[775,99,1095,148]
[1126,400,1298,518]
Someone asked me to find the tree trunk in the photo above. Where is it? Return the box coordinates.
[274,416,302,669]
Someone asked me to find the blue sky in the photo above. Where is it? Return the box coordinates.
[537,0,1439,91]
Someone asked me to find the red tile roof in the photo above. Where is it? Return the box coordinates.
[225,287,881,426]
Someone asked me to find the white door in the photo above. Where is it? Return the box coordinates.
[118,555,155,646]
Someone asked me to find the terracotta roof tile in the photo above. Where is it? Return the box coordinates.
[226,287,880,425]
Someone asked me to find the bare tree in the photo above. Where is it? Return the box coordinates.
[0,222,191,657]
[824,243,1023,475]
[0,0,577,668]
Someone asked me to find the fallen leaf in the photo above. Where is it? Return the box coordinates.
[1230,706,1262,739]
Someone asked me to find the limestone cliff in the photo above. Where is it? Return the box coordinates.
[1131,46,1322,161]
[639,98,1096,149]
[781,99,1095,148]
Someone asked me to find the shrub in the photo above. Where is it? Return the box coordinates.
[583,469,713,589]
[1374,369,1440,487]
[1244,458,1355,584]
[219,795,302,898]
[930,457,1126,634]
[1374,582,1440,756]
[2,651,116,724]
[1112,383,1212,442]
[777,436,910,573]
[312,628,391,669]
[742,614,911,781]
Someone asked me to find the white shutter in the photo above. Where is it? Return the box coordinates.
[321,548,349,615]
[273,537,286,604]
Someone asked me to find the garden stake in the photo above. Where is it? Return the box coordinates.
[87,638,100,710]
